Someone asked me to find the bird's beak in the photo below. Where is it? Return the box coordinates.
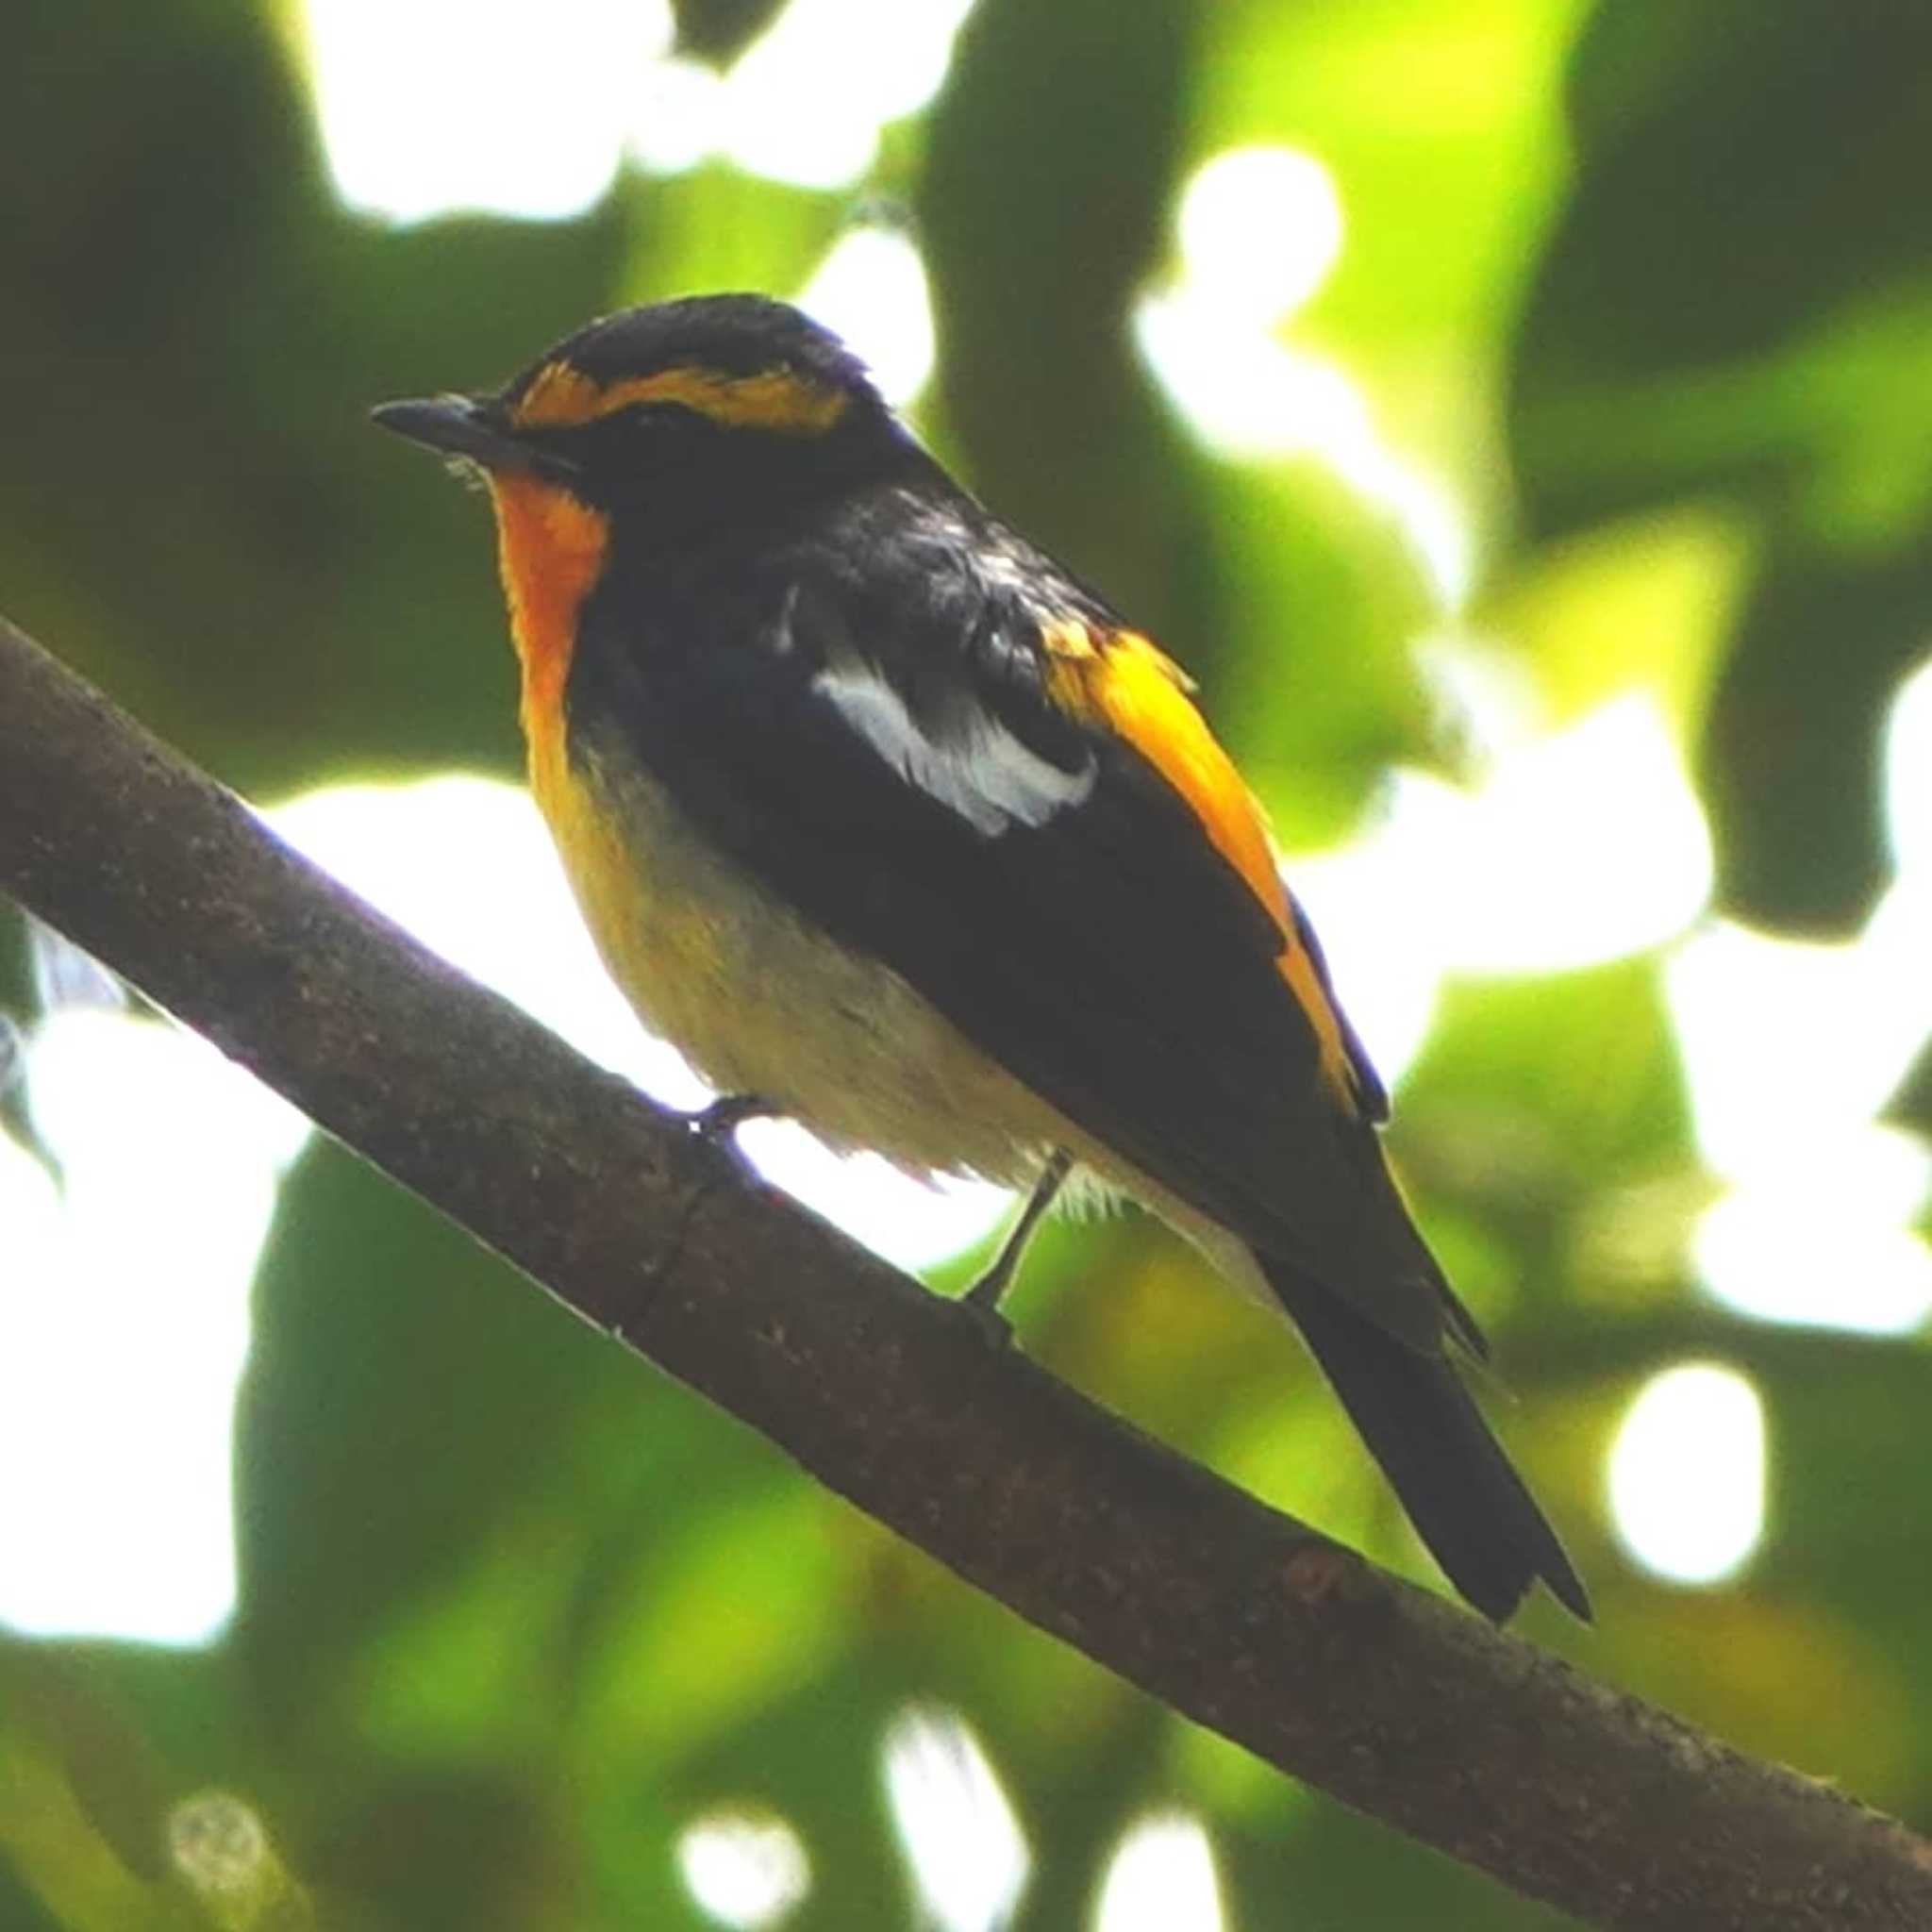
[371,394,578,484]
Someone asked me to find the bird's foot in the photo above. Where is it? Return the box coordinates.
[686,1092,778,1165]
[950,1280,1016,1352]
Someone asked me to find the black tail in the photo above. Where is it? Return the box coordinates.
[1264,1260,1591,1623]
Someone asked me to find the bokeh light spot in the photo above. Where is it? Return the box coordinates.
[1137,142,1476,609]
[1094,1812,1224,1932]
[798,226,936,407]
[1694,1156,1932,1334]
[1289,689,1710,1097]
[1408,691,1711,975]
[298,0,670,222]
[712,0,980,188]
[677,1809,810,1929]
[1175,145,1344,323]
[1665,890,1932,1334]
[1608,1363,1765,1586]
[0,1011,308,1644]
[299,0,983,219]
[882,1707,1028,1932]
[1883,652,1932,876]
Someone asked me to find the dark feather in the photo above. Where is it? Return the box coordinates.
[570,482,1449,1341]
[1267,1259,1591,1621]
[566,465,1581,1614]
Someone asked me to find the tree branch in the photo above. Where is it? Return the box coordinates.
[1,613,1926,1931]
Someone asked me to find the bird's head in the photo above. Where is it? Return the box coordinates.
[374,293,920,543]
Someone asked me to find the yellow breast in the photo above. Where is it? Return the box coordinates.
[479,472,1055,1176]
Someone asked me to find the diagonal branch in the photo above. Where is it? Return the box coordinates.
[1,613,1927,1931]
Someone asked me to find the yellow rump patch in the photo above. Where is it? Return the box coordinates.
[511,359,849,436]
[1044,624,1361,1110]
[486,474,610,803]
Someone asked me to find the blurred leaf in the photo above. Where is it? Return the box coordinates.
[0,1642,213,1931]
[1554,2,1932,374]
[1206,459,1441,844]
[1396,956,1690,1321]
[1885,1031,1932,1141]
[0,1859,65,1932]
[0,1649,174,1886]
[1481,508,1753,733]
[619,164,845,308]
[0,1738,202,1932]
[1511,2,1932,541]
[234,1141,637,1723]
[669,0,790,66]
[580,1487,848,1767]
[1700,538,1932,933]
[313,1769,575,1932]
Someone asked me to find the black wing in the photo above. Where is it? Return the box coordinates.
[571,490,1447,1351]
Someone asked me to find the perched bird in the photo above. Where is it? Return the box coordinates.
[374,294,1587,1623]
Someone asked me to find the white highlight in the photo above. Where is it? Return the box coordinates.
[298,0,671,222]
[1137,143,1472,611]
[1657,659,1932,1334]
[1884,652,1932,877]
[1397,693,1711,976]
[1095,1813,1224,1932]
[882,1707,1029,1932]
[628,53,724,178]
[1607,1364,1765,1585]
[299,0,983,219]
[678,1810,811,1928]
[1666,924,1925,1181]
[0,1014,308,1644]
[708,0,979,190]
[271,774,708,1109]
[1175,146,1344,325]
[1290,689,1711,1092]
[1694,1150,1932,1334]
[1138,304,1471,613]
[799,227,937,407]
[736,1120,1008,1274]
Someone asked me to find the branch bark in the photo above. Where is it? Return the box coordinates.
[1,612,1926,1931]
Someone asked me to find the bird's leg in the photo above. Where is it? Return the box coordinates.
[963,1148,1073,1319]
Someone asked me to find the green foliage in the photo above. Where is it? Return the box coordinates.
[2,1,1928,1927]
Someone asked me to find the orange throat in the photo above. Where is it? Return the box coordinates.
[486,474,610,792]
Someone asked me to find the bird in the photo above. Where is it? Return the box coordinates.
[373,292,1588,1624]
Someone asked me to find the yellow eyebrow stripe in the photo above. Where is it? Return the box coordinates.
[1044,624,1362,1112]
[511,360,849,434]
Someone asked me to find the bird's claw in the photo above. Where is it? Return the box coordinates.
[687,1091,776,1148]
[953,1277,1017,1351]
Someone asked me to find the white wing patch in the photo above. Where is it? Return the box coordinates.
[811,663,1094,836]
